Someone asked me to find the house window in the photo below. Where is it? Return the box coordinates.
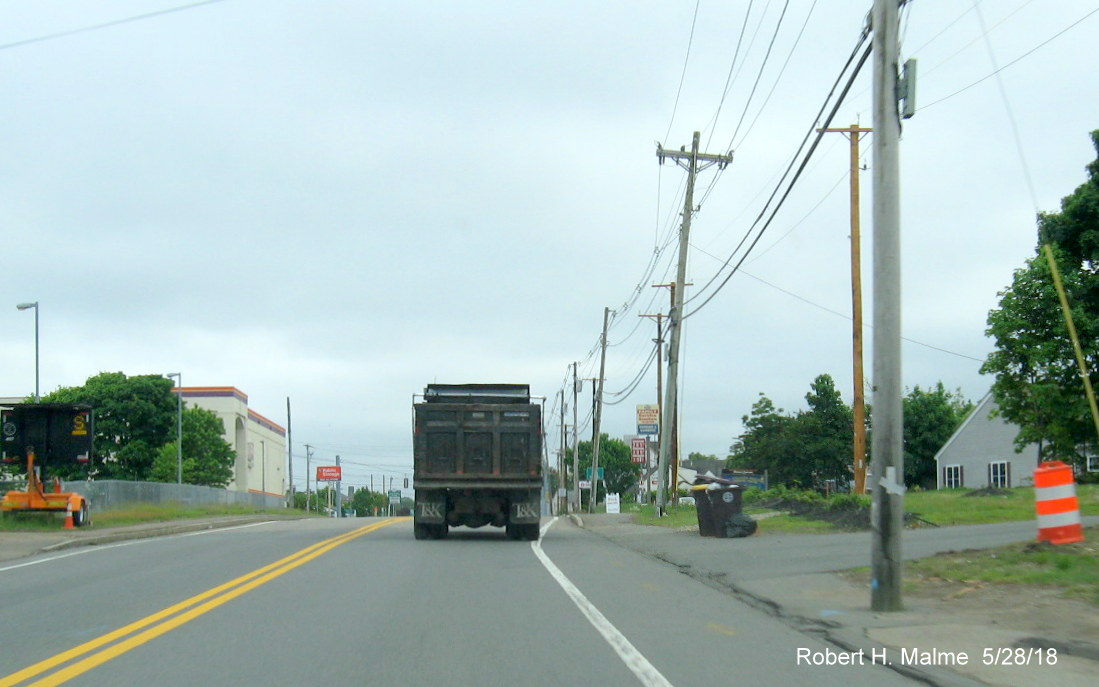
[943,464,963,489]
[988,461,1010,488]
[1089,454,1099,473]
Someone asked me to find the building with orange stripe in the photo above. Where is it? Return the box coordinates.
[170,387,286,498]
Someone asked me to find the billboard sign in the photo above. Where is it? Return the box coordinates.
[316,465,342,481]
[636,404,659,436]
[631,437,647,464]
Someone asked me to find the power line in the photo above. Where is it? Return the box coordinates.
[0,0,226,51]
[920,6,1099,112]
[663,0,702,145]
[685,30,873,317]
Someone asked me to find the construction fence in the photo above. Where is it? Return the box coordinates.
[1,480,285,512]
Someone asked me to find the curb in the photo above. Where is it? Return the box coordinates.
[37,516,295,555]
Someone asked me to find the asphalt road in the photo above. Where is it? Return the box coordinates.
[0,517,924,687]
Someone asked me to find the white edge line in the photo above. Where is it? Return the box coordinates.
[532,516,674,687]
[0,521,279,574]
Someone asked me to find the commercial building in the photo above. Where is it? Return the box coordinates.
[175,387,286,498]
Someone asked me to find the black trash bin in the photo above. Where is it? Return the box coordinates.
[690,484,717,537]
[691,476,757,538]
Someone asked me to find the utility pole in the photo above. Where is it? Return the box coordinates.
[589,307,610,513]
[652,282,691,504]
[571,362,580,512]
[335,455,342,518]
[639,311,665,502]
[870,0,907,613]
[286,397,293,507]
[655,132,731,514]
[818,124,872,494]
[305,444,313,513]
[559,390,567,515]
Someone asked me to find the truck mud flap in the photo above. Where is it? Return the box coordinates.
[415,495,446,524]
[510,499,540,524]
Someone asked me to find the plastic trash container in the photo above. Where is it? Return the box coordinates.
[690,484,717,536]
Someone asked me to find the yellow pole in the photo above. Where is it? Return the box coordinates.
[1042,243,1099,444]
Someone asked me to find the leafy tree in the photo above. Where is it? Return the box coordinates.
[902,384,974,488]
[727,375,853,490]
[726,394,803,485]
[800,374,854,487]
[349,488,388,516]
[42,372,177,480]
[149,407,236,487]
[569,434,641,505]
[982,130,1099,467]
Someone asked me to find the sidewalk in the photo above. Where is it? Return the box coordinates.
[572,513,1098,687]
[0,515,291,564]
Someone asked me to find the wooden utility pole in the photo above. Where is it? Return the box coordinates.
[652,282,693,505]
[819,124,872,494]
[870,0,907,613]
[559,390,567,515]
[590,307,610,513]
[571,362,580,512]
[655,132,733,515]
[640,312,665,500]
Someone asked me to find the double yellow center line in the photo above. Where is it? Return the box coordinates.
[2,517,407,687]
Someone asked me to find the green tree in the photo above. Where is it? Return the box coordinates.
[349,488,388,516]
[569,434,641,505]
[902,384,974,488]
[982,130,1099,467]
[800,374,854,488]
[727,375,854,490]
[726,394,802,485]
[42,372,177,480]
[149,407,236,487]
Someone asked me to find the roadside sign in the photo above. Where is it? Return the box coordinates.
[636,404,659,436]
[606,493,621,514]
[387,490,402,505]
[585,467,605,480]
[316,465,341,481]
[579,480,592,490]
[631,437,647,464]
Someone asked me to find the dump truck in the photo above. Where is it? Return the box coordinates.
[412,384,542,540]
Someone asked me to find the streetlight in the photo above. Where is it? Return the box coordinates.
[166,372,183,484]
[15,302,39,402]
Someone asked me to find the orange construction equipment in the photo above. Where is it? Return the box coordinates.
[0,449,90,529]
[1034,461,1084,545]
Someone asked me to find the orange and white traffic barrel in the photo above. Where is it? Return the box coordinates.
[1034,461,1084,545]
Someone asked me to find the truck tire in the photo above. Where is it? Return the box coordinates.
[521,524,540,541]
[414,522,430,540]
[432,523,449,540]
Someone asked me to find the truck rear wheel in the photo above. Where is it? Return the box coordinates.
[432,523,448,539]
[521,524,540,541]
[414,522,430,540]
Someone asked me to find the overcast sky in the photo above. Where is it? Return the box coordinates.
[2,1,1097,493]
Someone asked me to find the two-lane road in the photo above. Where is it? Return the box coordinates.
[1,517,921,687]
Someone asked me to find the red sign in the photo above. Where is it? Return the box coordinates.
[316,465,342,481]
[631,437,648,464]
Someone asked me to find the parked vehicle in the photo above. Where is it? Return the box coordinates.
[412,384,542,540]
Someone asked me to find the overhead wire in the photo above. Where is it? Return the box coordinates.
[0,0,226,51]
[684,28,873,316]
[662,0,702,145]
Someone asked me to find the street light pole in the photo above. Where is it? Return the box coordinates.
[167,372,183,484]
[16,302,39,402]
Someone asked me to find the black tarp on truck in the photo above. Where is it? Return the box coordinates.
[413,384,542,540]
